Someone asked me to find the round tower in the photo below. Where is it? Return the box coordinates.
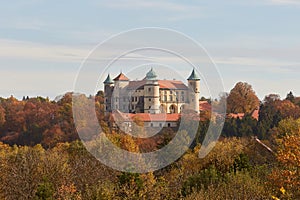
[144,68,160,114]
[103,74,114,113]
[187,69,200,113]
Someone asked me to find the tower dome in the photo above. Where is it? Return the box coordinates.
[103,74,113,84]
[145,68,158,80]
[187,69,200,81]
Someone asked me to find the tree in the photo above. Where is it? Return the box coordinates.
[222,115,257,138]
[1,96,26,133]
[258,94,300,139]
[258,94,282,139]
[35,180,54,200]
[264,94,281,103]
[227,82,259,114]
[0,105,5,127]
[270,118,300,198]
[276,100,300,119]
[285,91,295,103]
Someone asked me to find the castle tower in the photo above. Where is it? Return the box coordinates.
[144,68,160,114]
[113,72,129,111]
[187,69,200,113]
[103,74,114,113]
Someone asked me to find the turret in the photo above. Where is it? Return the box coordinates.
[144,68,160,114]
[187,69,200,113]
[103,74,114,112]
[113,72,130,111]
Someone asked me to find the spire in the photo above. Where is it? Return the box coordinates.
[145,67,158,80]
[103,74,113,84]
[187,69,200,81]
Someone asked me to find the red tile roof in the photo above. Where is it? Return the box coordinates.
[227,109,259,121]
[251,109,259,120]
[130,113,180,122]
[158,80,188,90]
[112,110,180,122]
[113,73,129,81]
[228,113,245,119]
[126,79,188,90]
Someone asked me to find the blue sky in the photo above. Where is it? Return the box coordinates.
[0,0,300,100]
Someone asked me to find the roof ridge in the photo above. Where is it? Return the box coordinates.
[113,72,129,81]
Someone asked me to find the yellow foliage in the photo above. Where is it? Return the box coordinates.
[270,118,300,198]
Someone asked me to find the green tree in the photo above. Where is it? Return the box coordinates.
[35,180,54,200]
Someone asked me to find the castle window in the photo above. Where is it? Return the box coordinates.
[135,97,137,102]
[131,97,134,102]
[149,98,151,101]
[159,123,162,127]
[150,123,153,127]
[148,88,151,92]
[168,123,171,127]
[170,91,173,94]
[181,96,185,102]
[169,95,173,101]
[164,91,167,94]
[164,95,167,101]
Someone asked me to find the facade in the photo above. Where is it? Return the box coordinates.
[103,68,200,114]
[112,110,180,132]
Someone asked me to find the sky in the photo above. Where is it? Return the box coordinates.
[0,0,300,100]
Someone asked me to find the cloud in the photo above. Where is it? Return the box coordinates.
[0,39,89,62]
[204,34,300,74]
[0,38,159,64]
[267,0,300,5]
[215,56,300,67]
[230,0,300,6]
[93,0,204,21]
[96,0,200,11]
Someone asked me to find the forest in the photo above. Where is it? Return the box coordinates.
[0,82,299,199]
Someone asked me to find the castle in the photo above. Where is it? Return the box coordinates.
[103,68,200,114]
